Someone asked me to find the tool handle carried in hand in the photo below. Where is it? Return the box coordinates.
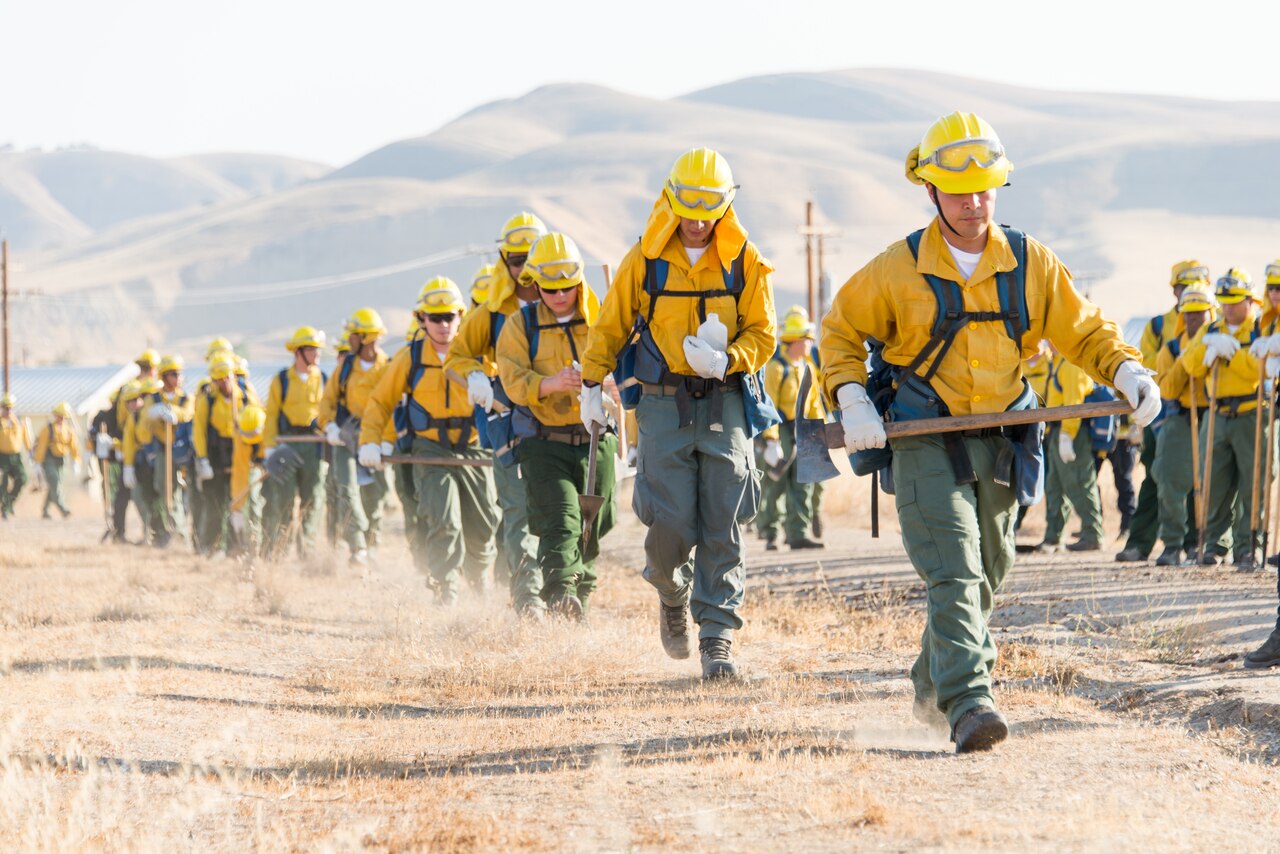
[381,454,493,468]
[274,435,328,444]
[818,399,1134,449]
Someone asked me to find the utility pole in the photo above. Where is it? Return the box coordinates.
[2,240,9,394]
[803,202,815,320]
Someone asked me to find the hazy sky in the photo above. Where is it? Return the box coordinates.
[6,0,1278,166]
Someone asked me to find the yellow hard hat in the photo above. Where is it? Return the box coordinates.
[1214,267,1254,304]
[235,356,249,377]
[783,304,810,324]
[522,233,585,290]
[1266,260,1280,287]
[238,404,267,444]
[139,378,163,396]
[416,276,466,315]
[1178,287,1215,313]
[780,312,815,342]
[136,348,161,368]
[52,401,73,418]
[348,307,385,339]
[907,112,1013,195]
[1,392,16,408]
[208,355,236,380]
[404,320,421,342]
[1170,259,1210,288]
[118,381,140,402]
[334,334,351,355]
[664,148,737,221]
[497,212,547,257]
[286,325,326,352]
[471,263,497,305]
[158,354,184,375]
[206,337,232,359]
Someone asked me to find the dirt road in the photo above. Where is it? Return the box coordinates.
[1,487,1278,851]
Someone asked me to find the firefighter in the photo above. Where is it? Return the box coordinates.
[319,310,391,567]
[361,278,499,604]
[261,327,328,560]
[579,148,777,679]
[35,401,84,519]
[0,393,30,519]
[194,354,260,558]
[497,232,618,619]
[446,212,547,610]
[819,112,1156,751]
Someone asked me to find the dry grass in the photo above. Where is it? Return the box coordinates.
[0,487,1279,850]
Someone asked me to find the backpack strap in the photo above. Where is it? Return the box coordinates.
[1151,313,1165,343]
[276,369,291,433]
[643,246,748,325]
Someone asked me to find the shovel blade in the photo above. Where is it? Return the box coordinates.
[579,494,606,548]
[265,444,303,480]
[794,366,841,484]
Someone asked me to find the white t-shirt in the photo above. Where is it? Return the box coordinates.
[685,244,708,266]
[945,241,983,280]
[294,369,310,383]
[360,358,374,371]
[556,313,575,323]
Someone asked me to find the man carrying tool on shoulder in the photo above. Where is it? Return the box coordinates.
[819,112,1158,752]
[498,232,617,621]
[446,213,547,611]
[361,278,499,605]
[580,148,777,679]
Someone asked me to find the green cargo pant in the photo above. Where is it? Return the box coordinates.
[135,459,169,544]
[633,386,760,641]
[778,425,815,542]
[324,460,339,548]
[410,437,499,603]
[0,452,28,516]
[331,445,389,553]
[261,443,327,560]
[1121,426,1161,557]
[1043,427,1104,545]
[393,462,422,559]
[497,457,541,612]
[197,470,231,554]
[893,434,1014,727]
[188,459,207,551]
[520,433,618,613]
[1152,413,1201,551]
[42,457,68,517]
[1202,407,1269,562]
[756,452,784,541]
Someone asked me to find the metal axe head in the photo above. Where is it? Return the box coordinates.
[265,444,304,480]
[794,366,840,484]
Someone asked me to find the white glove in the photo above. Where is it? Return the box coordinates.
[380,441,394,457]
[122,465,137,490]
[1249,335,1278,359]
[467,372,494,412]
[1267,356,1280,380]
[682,336,728,380]
[762,439,783,467]
[1113,360,1161,428]
[229,511,245,534]
[836,383,886,453]
[95,432,114,460]
[196,458,214,482]
[73,460,83,478]
[1057,430,1077,463]
[357,442,384,471]
[1202,333,1240,366]
[146,402,167,421]
[324,422,343,447]
[579,383,608,431]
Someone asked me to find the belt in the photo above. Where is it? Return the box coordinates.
[641,373,738,399]
[535,423,607,447]
[959,427,1004,439]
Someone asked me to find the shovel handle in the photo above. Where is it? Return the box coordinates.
[821,399,1134,448]
[380,454,493,468]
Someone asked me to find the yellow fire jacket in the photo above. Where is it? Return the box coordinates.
[263,366,325,448]
[819,219,1139,416]
[34,419,82,463]
[0,414,30,455]
[361,341,475,448]
[1156,330,1208,410]
[319,349,388,426]
[136,388,195,450]
[1045,355,1093,437]
[193,383,259,460]
[230,440,264,513]
[1180,307,1264,414]
[1139,305,1183,370]
[497,300,593,429]
[445,263,523,381]
[121,408,149,466]
[580,196,777,385]
[760,349,824,442]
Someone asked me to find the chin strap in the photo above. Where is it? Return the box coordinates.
[930,186,962,240]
